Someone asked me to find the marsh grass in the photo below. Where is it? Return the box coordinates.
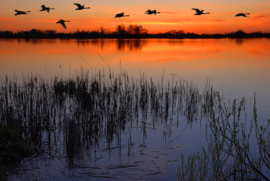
[0,69,207,178]
[2,69,266,180]
[177,92,270,180]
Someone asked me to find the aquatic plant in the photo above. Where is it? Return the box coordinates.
[177,92,270,180]
[3,69,261,180]
[0,70,206,177]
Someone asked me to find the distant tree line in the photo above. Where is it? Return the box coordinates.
[0,25,269,39]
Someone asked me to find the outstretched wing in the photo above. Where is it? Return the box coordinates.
[192,8,200,13]
[60,22,66,29]
[41,5,46,9]
[15,9,22,13]
[235,13,244,16]
[145,9,150,14]
[74,3,82,8]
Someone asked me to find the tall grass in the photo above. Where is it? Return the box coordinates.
[177,92,270,180]
[3,69,266,180]
[0,70,206,168]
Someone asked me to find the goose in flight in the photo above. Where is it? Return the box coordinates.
[14,10,31,16]
[74,3,90,10]
[40,5,54,13]
[145,9,160,15]
[192,8,209,15]
[56,19,70,29]
[114,12,129,18]
[235,13,250,17]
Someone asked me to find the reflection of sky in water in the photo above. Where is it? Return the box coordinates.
[2,38,270,180]
[0,38,269,117]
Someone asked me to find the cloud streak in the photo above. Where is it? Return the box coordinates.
[251,14,270,19]
[137,18,227,25]
[0,17,15,21]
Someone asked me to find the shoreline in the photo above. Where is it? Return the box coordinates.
[1,33,270,39]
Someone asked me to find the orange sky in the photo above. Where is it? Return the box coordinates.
[1,0,270,34]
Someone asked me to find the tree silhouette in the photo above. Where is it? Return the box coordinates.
[234,29,245,38]
[127,25,148,34]
[116,25,126,35]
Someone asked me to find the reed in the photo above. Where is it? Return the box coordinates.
[1,71,269,180]
[0,69,214,179]
[177,92,270,180]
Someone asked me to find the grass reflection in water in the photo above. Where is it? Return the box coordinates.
[0,69,269,180]
[0,69,203,180]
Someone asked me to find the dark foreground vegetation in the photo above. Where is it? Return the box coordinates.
[177,94,270,180]
[1,25,270,39]
[0,70,269,180]
[0,70,203,180]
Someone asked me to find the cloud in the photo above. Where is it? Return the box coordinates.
[156,18,226,23]
[251,14,270,19]
[0,17,14,21]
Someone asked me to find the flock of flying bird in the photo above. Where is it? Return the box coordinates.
[14,3,251,29]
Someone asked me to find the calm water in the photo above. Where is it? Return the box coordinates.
[1,38,270,180]
[1,38,270,115]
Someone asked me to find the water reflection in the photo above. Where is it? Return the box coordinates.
[235,38,244,45]
[76,39,111,49]
[16,38,57,44]
[2,72,205,180]
[76,39,148,51]
[1,37,270,180]
[1,38,270,113]
[116,39,148,51]
[166,39,184,45]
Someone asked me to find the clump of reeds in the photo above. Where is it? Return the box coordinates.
[0,69,210,170]
[0,125,34,165]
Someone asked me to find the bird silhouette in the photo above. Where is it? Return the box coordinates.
[14,10,31,16]
[235,13,250,17]
[114,12,129,18]
[145,9,160,15]
[192,8,209,15]
[56,19,70,29]
[74,3,90,10]
[40,5,54,13]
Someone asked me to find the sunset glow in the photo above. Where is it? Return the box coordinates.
[1,0,270,34]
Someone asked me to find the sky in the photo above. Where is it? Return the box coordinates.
[0,0,270,34]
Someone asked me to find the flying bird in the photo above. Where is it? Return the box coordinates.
[145,9,160,15]
[14,10,31,16]
[114,12,129,18]
[56,19,70,29]
[40,5,54,13]
[74,3,90,10]
[235,13,250,17]
[192,8,209,15]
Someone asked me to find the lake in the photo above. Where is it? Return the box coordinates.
[1,38,270,180]
[1,38,270,118]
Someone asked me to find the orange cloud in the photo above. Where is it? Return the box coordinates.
[251,14,270,19]
[0,17,14,21]
[135,18,226,27]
